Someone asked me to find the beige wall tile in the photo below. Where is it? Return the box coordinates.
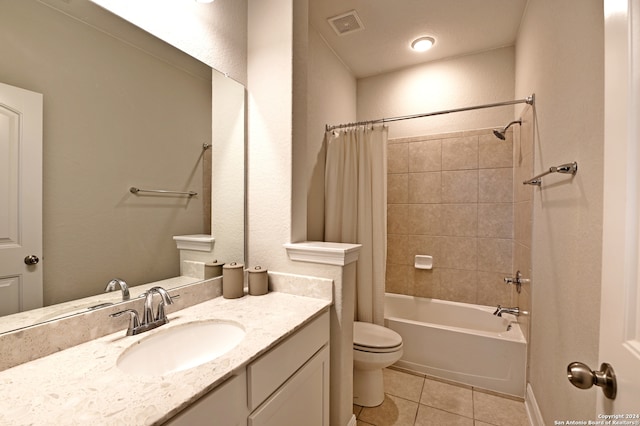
[479,133,513,169]
[514,153,534,202]
[517,285,532,344]
[408,204,442,235]
[388,173,408,204]
[438,269,477,303]
[388,204,409,235]
[387,234,409,265]
[387,127,521,307]
[479,168,513,202]
[441,204,478,237]
[409,172,442,203]
[385,263,411,295]
[477,271,512,306]
[408,235,441,265]
[440,237,477,270]
[477,238,513,273]
[412,268,440,298]
[478,203,513,238]
[442,170,478,203]
[514,201,532,247]
[388,142,408,173]
[513,242,532,280]
[442,135,478,171]
[409,139,442,172]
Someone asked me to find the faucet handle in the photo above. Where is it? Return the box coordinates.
[156,294,180,322]
[110,309,140,336]
[503,270,529,294]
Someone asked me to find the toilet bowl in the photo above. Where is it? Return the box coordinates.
[353,321,403,407]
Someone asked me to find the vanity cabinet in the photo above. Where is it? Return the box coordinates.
[247,310,329,426]
[166,372,248,426]
[165,310,329,426]
[248,345,329,426]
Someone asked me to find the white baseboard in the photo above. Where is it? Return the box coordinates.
[525,383,545,426]
[346,414,357,426]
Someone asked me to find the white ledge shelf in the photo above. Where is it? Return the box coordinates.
[284,241,362,266]
[173,234,215,252]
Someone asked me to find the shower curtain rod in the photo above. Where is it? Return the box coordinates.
[325,93,535,132]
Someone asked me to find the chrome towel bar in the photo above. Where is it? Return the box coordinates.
[523,162,578,186]
[129,187,197,196]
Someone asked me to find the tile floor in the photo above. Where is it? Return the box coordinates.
[354,368,529,426]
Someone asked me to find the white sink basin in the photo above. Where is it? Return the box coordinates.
[116,320,245,376]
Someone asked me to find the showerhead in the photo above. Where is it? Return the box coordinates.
[493,119,522,140]
[493,129,507,140]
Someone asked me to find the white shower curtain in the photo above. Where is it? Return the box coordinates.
[324,126,388,325]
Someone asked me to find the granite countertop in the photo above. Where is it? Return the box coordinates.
[0,292,331,426]
[0,276,202,335]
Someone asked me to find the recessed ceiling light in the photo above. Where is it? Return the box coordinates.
[411,36,435,52]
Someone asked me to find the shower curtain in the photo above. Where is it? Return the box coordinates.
[324,125,388,325]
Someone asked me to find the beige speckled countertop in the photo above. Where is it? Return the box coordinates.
[0,292,331,426]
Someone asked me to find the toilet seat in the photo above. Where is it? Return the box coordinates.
[353,321,403,354]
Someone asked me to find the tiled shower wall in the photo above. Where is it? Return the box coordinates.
[513,106,534,346]
[386,128,516,306]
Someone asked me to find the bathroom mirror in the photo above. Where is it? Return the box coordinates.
[0,0,245,333]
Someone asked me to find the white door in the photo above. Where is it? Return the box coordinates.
[0,82,43,316]
[598,0,640,412]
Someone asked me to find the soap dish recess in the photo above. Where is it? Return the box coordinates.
[414,255,433,270]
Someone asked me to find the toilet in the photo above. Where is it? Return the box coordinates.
[353,321,404,407]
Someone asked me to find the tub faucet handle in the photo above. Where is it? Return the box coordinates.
[503,270,529,294]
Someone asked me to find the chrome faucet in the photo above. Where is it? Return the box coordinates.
[493,305,521,317]
[110,286,177,336]
[105,278,130,301]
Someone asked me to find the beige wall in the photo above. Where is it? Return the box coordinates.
[91,0,248,85]
[306,25,357,241]
[357,47,517,140]
[515,0,604,421]
[0,2,212,304]
[386,128,516,306]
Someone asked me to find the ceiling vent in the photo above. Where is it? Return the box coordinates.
[327,10,364,36]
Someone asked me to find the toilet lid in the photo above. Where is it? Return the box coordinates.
[353,321,402,351]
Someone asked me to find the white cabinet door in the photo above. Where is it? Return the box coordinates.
[248,345,329,426]
[0,82,43,315]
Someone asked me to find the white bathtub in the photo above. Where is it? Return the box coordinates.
[384,293,527,397]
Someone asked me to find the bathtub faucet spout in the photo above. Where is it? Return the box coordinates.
[493,305,521,317]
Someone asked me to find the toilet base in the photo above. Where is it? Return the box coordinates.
[353,368,384,407]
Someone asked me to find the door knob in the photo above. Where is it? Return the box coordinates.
[24,255,39,265]
[567,362,616,399]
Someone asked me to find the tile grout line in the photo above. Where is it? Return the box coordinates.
[413,375,426,425]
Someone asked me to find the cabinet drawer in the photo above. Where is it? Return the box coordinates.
[247,310,329,410]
